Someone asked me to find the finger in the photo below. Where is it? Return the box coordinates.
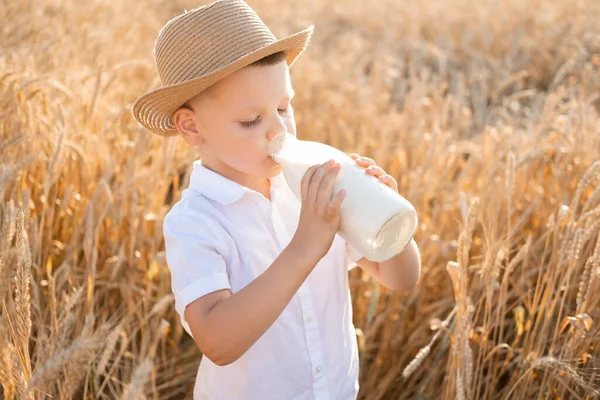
[307,160,334,203]
[378,174,398,191]
[300,164,321,201]
[359,156,376,165]
[365,165,386,177]
[327,189,346,217]
[316,161,341,208]
[355,157,376,167]
[349,153,360,160]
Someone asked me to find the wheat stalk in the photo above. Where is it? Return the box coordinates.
[0,199,16,255]
[96,322,123,378]
[569,160,600,219]
[402,306,457,379]
[24,333,104,397]
[0,325,16,400]
[14,208,32,380]
[532,356,600,398]
[120,359,153,400]
[2,0,600,399]
[576,231,600,313]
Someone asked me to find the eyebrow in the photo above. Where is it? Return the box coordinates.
[241,91,295,113]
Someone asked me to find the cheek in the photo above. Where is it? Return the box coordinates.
[229,129,263,155]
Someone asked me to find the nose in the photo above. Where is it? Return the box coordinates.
[266,114,288,142]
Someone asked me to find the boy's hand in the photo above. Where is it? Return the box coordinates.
[291,159,346,263]
[349,153,398,193]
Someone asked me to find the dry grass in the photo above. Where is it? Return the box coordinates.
[1,0,600,398]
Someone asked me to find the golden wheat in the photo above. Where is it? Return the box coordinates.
[1,0,600,398]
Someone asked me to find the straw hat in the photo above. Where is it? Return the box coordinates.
[132,0,314,137]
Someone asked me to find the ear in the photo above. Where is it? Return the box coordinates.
[172,106,205,146]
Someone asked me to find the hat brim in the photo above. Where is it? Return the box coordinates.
[132,25,314,137]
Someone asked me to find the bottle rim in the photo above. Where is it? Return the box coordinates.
[268,132,293,161]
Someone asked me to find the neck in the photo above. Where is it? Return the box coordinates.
[200,158,271,200]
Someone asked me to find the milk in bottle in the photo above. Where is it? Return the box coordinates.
[268,132,418,262]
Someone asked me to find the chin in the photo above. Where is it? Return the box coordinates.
[267,162,282,176]
[270,163,282,173]
[250,160,280,179]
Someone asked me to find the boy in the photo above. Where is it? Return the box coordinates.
[132,0,421,398]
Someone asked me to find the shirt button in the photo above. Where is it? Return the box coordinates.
[315,365,323,374]
[305,314,313,322]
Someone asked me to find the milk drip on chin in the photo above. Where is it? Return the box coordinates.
[268,132,418,262]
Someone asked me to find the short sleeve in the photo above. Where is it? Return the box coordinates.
[346,240,364,271]
[163,213,231,336]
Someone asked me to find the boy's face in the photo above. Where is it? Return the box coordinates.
[173,61,296,187]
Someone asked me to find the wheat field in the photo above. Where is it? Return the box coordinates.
[1,0,600,398]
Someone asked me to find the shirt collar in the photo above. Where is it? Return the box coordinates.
[188,160,286,204]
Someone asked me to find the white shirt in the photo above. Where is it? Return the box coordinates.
[162,160,364,400]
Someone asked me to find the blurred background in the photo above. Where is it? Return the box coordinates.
[1,0,599,398]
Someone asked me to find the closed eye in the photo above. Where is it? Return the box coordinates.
[240,104,295,128]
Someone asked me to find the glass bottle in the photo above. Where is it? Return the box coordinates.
[268,132,418,262]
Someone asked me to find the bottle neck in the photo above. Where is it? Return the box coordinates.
[268,132,296,163]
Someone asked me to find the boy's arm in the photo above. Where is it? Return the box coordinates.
[184,242,319,366]
[355,238,421,292]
